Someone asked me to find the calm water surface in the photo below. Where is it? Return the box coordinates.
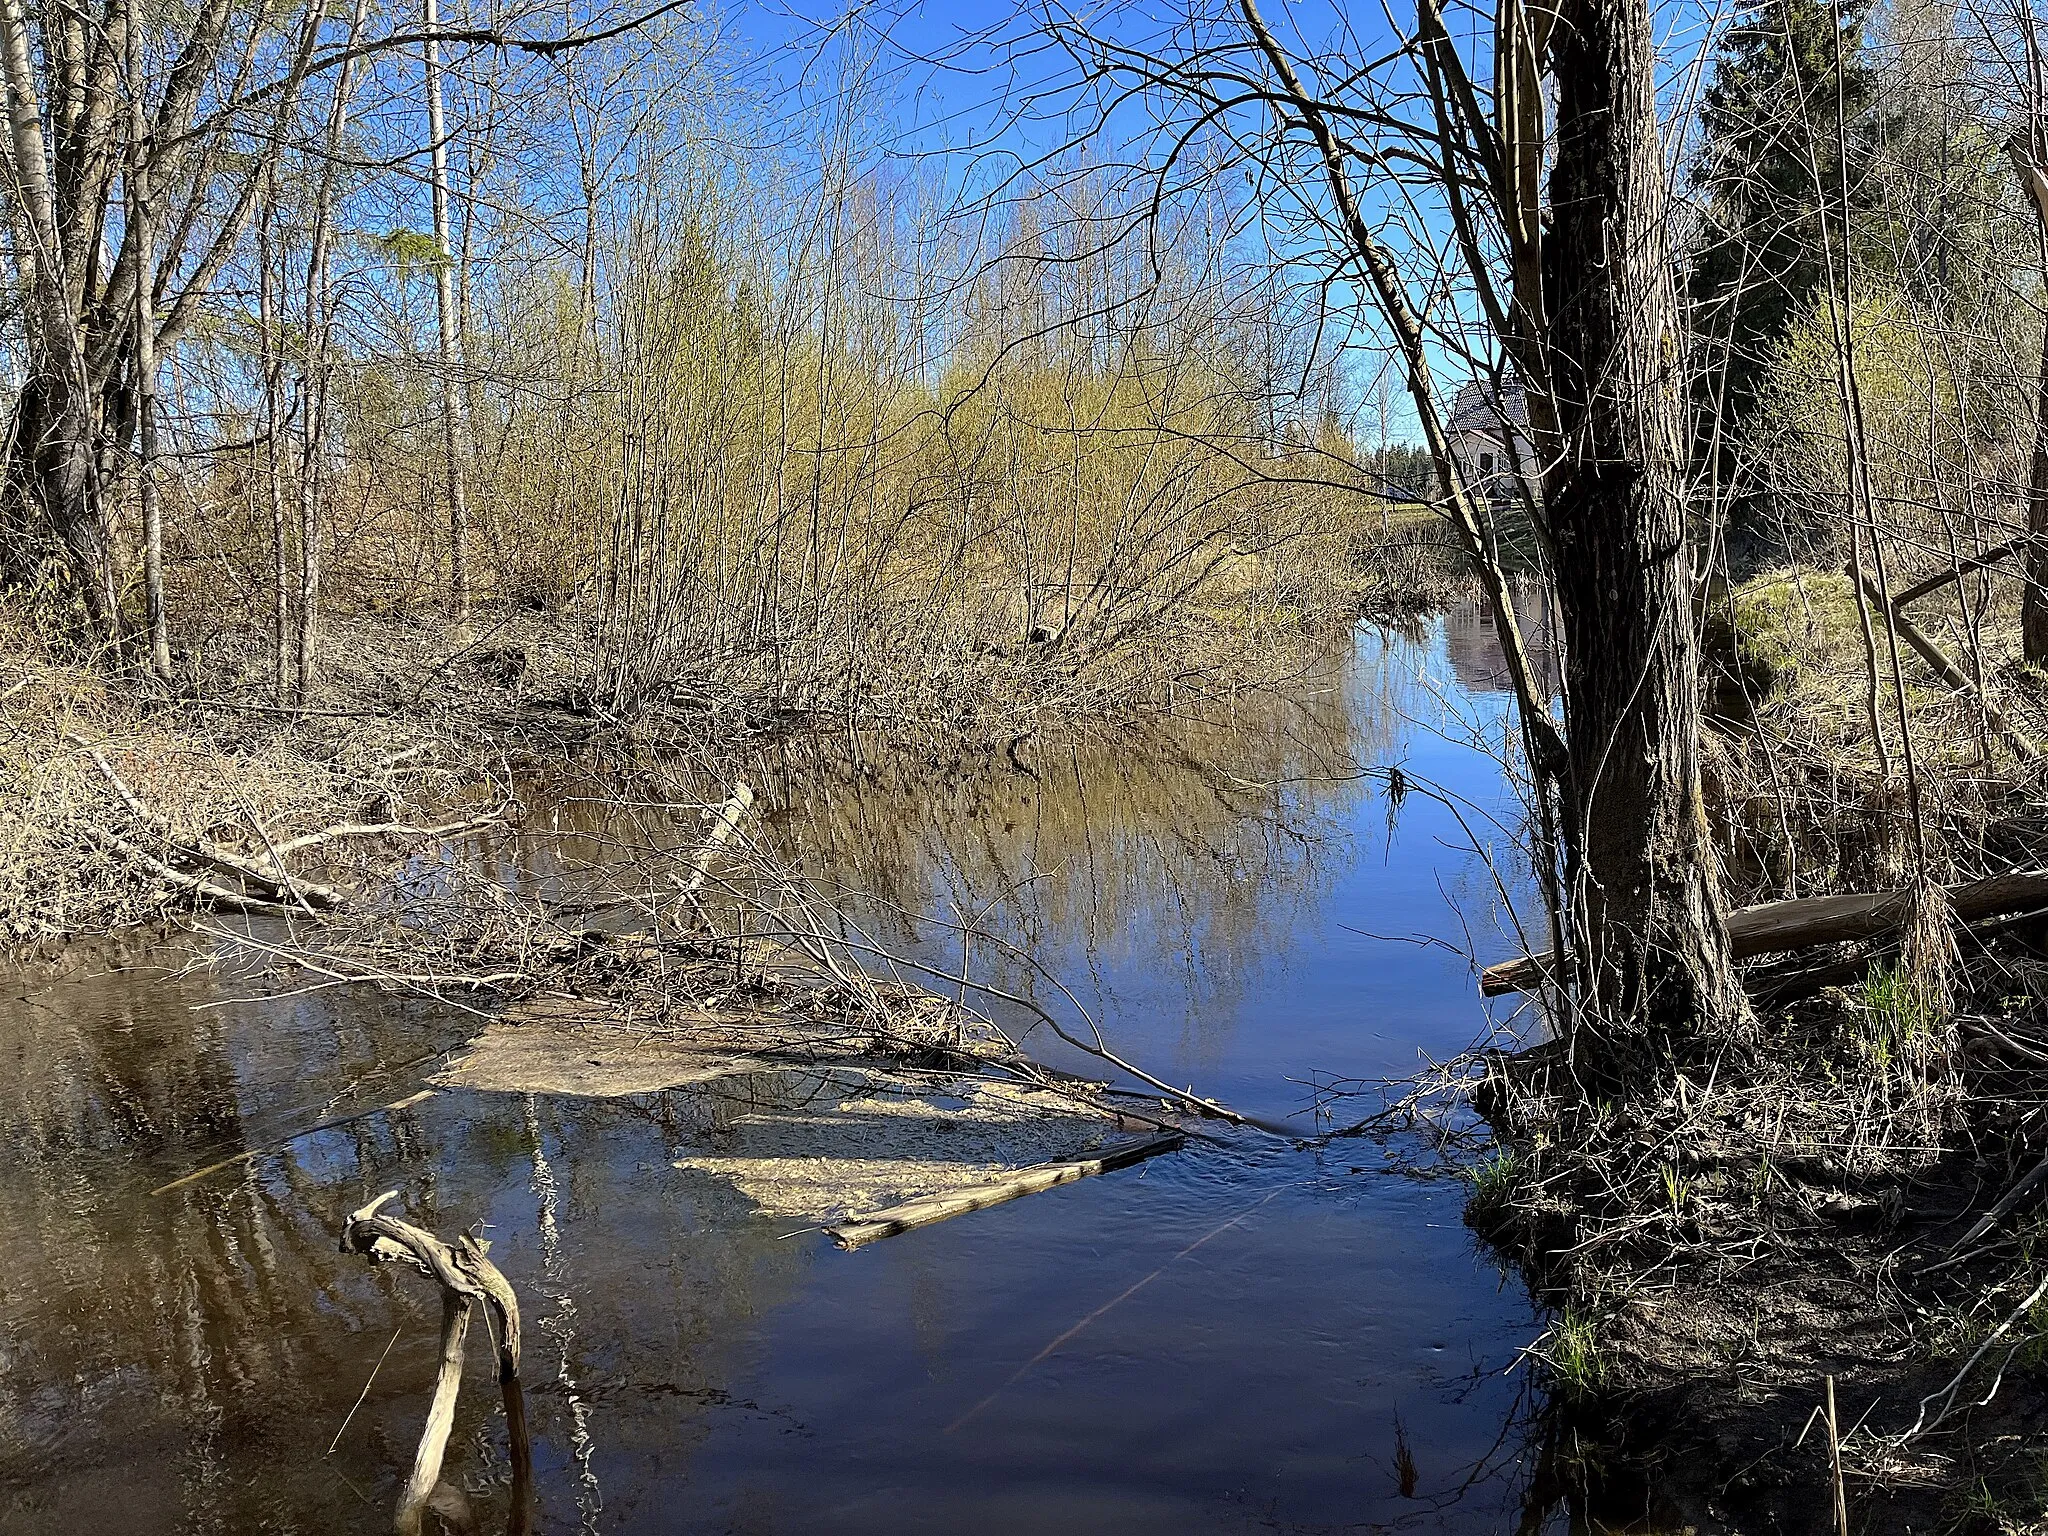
[0,609,1591,1534]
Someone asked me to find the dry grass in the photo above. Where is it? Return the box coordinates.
[1703,562,2048,904]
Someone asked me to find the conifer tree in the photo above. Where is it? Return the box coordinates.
[1687,0,1877,470]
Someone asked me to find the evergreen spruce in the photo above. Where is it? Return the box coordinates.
[1687,0,1877,480]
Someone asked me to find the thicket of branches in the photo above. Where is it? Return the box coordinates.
[0,0,1410,740]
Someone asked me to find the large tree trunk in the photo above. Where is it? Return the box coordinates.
[7,372,117,637]
[0,0,117,638]
[1544,0,1748,1045]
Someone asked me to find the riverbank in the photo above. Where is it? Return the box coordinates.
[1468,562,2048,1534]
[2,505,1464,940]
[1472,998,2048,1534]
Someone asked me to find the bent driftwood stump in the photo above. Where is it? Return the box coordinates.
[341,1192,532,1536]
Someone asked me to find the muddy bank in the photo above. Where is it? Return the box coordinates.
[1472,964,2048,1534]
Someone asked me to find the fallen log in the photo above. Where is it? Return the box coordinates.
[83,824,297,913]
[1890,534,2028,607]
[827,1132,1185,1249]
[1481,869,2048,997]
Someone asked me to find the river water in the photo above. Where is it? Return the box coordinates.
[0,604,1597,1534]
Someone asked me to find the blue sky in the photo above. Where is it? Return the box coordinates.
[684,0,1743,444]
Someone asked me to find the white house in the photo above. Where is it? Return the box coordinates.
[1445,377,1535,506]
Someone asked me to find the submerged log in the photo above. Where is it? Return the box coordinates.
[826,1132,1185,1249]
[150,1089,437,1197]
[1481,870,2048,997]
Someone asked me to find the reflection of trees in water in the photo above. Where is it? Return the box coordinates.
[0,952,805,1531]
[0,955,430,1527]
[508,634,1424,1059]
[757,639,1418,1052]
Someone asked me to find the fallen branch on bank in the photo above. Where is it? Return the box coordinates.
[340,1192,531,1536]
[62,731,503,916]
[1480,869,2048,996]
[1849,568,2042,764]
[1888,535,2028,608]
[826,1132,1186,1248]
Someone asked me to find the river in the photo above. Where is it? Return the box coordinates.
[0,601,1594,1534]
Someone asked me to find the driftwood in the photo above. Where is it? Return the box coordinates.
[341,1192,531,1536]
[678,782,755,928]
[826,1132,1185,1249]
[1481,870,2048,996]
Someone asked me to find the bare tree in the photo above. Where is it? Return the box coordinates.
[425,0,473,621]
[0,0,687,653]
[2010,21,2048,665]
[1018,0,1748,1044]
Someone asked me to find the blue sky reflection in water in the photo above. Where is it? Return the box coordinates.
[0,607,1570,1535]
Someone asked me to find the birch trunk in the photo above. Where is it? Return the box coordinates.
[128,15,168,676]
[258,170,289,696]
[425,0,472,620]
[295,0,373,700]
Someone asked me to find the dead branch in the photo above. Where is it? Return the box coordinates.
[1849,569,2041,763]
[267,812,503,858]
[1889,536,2028,608]
[340,1192,530,1536]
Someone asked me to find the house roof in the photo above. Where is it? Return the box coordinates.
[1447,377,1528,438]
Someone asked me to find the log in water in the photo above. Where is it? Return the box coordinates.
[826,1133,1186,1249]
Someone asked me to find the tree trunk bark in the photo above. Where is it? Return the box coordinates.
[129,15,169,678]
[1544,0,1747,1046]
[6,373,115,635]
[0,0,117,638]
[258,169,290,698]
[294,0,371,701]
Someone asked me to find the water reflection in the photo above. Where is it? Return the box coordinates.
[1,619,1600,1535]
[1444,576,1560,702]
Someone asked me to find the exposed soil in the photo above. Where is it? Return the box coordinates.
[1472,967,2048,1536]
